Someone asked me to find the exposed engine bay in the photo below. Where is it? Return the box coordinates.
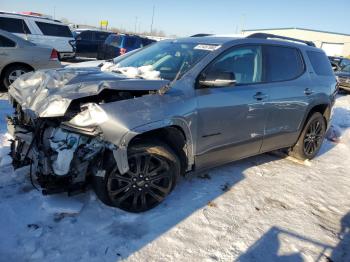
[9,99,117,195]
[7,68,170,195]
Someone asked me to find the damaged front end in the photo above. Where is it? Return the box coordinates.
[8,107,114,195]
[7,68,169,196]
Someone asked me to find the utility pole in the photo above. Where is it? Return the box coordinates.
[134,16,138,33]
[53,6,56,19]
[150,5,155,35]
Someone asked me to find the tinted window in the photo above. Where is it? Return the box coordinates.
[0,35,16,47]
[106,35,122,46]
[0,17,31,34]
[35,22,72,37]
[125,37,137,47]
[207,45,263,84]
[264,46,304,82]
[78,31,92,40]
[307,51,334,76]
[95,32,109,41]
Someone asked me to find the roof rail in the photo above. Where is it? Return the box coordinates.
[247,33,316,47]
[0,11,61,23]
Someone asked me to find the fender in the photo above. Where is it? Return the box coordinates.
[298,94,332,132]
[113,117,195,174]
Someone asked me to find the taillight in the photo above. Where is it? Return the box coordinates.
[50,49,59,60]
[120,48,127,56]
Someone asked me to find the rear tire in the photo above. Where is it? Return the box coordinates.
[92,140,181,212]
[289,112,326,160]
[2,65,32,89]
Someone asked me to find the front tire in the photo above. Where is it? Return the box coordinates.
[93,140,181,212]
[289,112,326,160]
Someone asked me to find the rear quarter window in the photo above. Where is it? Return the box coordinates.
[35,22,72,37]
[141,38,155,47]
[106,35,122,46]
[0,17,31,34]
[264,45,304,82]
[307,51,334,76]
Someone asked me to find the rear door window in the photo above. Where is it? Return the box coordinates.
[0,17,31,34]
[307,51,334,76]
[125,37,137,48]
[0,35,16,47]
[264,45,304,82]
[35,21,72,37]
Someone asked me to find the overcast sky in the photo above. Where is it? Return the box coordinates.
[1,0,350,36]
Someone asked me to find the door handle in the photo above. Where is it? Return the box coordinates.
[0,52,8,56]
[253,92,268,101]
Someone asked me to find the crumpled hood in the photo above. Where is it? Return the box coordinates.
[8,67,170,118]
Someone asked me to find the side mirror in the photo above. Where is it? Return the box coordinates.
[198,71,236,87]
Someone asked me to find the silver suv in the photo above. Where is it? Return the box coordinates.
[8,34,337,212]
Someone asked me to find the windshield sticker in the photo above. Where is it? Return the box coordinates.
[194,44,221,51]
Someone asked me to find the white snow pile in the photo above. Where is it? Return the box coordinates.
[101,63,161,80]
[0,94,350,261]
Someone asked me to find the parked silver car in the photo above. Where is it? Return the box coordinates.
[0,29,61,88]
[8,34,337,212]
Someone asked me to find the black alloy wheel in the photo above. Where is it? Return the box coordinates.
[303,118,324,156]
[289,112,326,160]
[104,141,180,212]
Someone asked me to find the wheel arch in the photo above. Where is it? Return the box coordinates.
[113,119,194,175]
[304,103,331,129]
[0,62,34,81]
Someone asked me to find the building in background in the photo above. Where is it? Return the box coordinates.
[242,27,350,57]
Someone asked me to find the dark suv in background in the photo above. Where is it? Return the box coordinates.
[74,30,112,58]
[335,64,350,92]
[97,34,155,60]
[8,34,337,212]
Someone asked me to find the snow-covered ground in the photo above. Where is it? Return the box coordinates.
[0,92,349,262]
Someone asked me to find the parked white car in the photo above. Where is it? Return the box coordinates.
[0,11,75,60]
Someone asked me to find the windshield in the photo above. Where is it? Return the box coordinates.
[342,65,350,73]
[113,41,214,80]
[340,59,350,68]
